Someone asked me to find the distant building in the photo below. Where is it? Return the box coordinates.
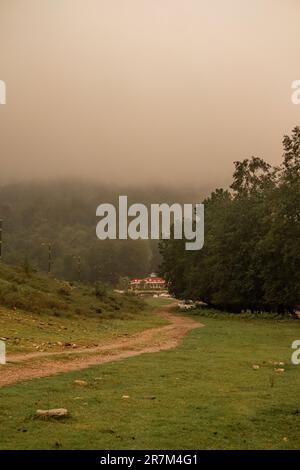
[130,273,166,291]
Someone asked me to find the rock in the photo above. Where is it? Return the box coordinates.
[275,368,285,373]
[74,380,88,386]
[252,365,260,370]
[36,408,68,418]
[274,361,285,366]
[122,395,130,399]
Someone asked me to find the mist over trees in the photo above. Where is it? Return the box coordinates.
[2,127,299,313]
[0,183,200,284]
[160,127,300,314]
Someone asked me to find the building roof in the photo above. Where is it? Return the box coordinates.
[130,277,165,284]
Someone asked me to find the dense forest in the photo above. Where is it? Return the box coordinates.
[0,183,202,285]
[160,127,300,314]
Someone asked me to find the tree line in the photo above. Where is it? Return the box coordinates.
[160,127,300,314]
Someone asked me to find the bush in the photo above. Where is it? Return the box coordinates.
[94,282,108,299]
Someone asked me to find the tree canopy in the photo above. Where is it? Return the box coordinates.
[160,127,300,314]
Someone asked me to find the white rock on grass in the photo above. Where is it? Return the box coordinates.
[36,409,68,418]
[74,379,88,386]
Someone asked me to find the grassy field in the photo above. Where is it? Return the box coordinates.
[0,263,166,354]
[1,304,300,450]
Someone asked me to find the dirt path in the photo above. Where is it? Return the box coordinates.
[0,304,203,387]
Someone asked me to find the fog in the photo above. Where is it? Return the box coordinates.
[0,0,299,188]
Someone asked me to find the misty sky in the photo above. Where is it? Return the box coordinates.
[0,0,300,188]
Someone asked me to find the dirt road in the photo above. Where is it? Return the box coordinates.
[0,304,203,387]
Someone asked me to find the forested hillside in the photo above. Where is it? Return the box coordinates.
[0,183,202,284]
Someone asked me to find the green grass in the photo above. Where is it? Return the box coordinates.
[1,310,300,450]
[0,263,166,353]
[0,262,143,318]
[143,297,174,308]
[0,304,166,354]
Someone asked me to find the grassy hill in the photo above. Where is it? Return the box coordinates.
[0,263,164,354]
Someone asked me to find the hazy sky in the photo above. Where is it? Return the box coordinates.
[0,0,299,188]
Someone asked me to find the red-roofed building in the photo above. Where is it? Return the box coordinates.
[130,273,166,291]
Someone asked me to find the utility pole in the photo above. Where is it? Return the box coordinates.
[73,255,81,282]
[41,242,52,274]
[0,219,2,261]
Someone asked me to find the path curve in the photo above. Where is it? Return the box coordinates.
[0,303,203,387]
